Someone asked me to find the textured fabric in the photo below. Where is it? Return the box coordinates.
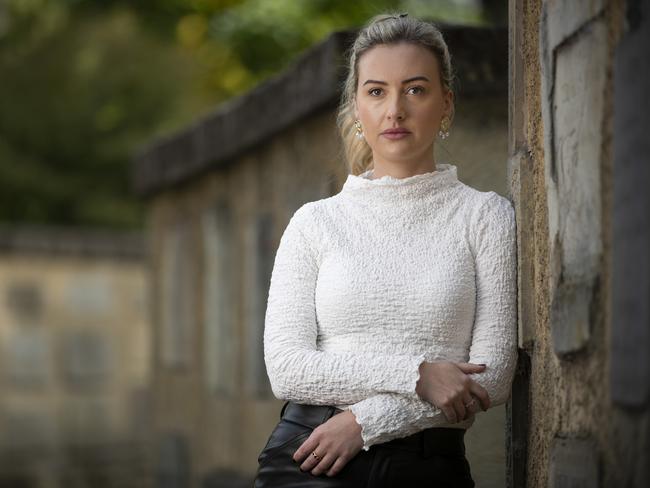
[263,163,518,451]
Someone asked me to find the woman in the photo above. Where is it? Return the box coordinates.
[254,12,517,488]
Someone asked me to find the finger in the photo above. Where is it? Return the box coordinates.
[468,382,491,411]
[462,393,474,409]
[453,397,467,422]
[300,447,324,472]
[311,452,337,476]
[442,405,457,424]
[326,454,350,477]
[293,434,318,463]
[456,362,487,374]
[463,394,480,414]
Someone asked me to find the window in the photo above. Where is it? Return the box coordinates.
[202,201,237,396]
[6,281,43,324]
[244,212,274,397]
[160,220,195,368]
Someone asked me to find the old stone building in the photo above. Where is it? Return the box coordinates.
[0,226,152,488]
[134,24,510,487]
[507,0,649,486]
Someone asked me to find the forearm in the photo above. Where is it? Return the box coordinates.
[264,345,425,404]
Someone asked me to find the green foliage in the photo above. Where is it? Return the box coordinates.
[0,4,203,227]
[0,0,489,228]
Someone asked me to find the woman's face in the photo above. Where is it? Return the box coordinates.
[354,41,453,168]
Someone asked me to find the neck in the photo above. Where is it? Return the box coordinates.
[341,162,459,207]
[369,151,436,180]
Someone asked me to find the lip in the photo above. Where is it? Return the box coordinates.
[381,128,411,140]
[380,128,411,135]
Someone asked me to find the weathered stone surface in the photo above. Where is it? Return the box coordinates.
[549,436,599,488]
[545,0,606,51]
[541,15,608,356]
[508,150,536,349]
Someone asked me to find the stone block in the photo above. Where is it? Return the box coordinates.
[541,15,608,356]
[545,0,606,51]
[549,436,599,487]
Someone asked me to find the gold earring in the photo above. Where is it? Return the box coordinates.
[438,116,451,139]
[354,119,364,140]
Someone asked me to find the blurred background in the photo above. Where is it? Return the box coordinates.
[0,1,511,487]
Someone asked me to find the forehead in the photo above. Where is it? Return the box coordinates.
[357,42,440,80]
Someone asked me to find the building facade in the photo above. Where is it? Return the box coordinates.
[0,227,152,488]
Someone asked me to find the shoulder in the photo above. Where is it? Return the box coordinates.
[455,185,515,254]
[283,197,339,252]
[452,182,514,223]
[288,198,331,231]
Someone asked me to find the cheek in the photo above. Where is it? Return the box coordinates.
[415,105,443,132]
[357,110,382,135]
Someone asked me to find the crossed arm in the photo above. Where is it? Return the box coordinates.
[264,194,518,451]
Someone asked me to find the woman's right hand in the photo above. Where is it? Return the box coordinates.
[415,361,491,423]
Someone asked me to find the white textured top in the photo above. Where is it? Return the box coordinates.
[263,163,518,451]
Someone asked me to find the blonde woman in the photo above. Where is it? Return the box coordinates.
[254,12,517,487]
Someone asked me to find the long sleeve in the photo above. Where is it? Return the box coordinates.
[466,193,518,406]
[263,204,426,405]
[347,193,518,451]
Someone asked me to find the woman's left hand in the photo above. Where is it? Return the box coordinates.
[292,410,364,477]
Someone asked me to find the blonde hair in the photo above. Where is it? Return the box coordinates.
[336,13,455,175]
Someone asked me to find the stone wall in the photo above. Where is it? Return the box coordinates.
[508,0,649,486]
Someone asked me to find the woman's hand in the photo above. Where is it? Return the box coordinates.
[292,410,363,477]
[415,361,491,423]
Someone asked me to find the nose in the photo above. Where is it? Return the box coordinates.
[386,93,405,121]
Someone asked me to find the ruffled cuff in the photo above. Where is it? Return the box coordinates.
[347,403,382,451]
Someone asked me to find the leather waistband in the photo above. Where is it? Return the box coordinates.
[279,401,466,457]
[280,401,343,430]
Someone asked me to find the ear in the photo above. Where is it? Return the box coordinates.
[353,99,359,120]
[444,89,454,119]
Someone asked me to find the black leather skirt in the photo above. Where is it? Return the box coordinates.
[253,401,475,487]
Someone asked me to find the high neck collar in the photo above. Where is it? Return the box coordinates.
[340,163,459,203]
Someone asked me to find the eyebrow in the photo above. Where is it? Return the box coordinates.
[362,76,431,86]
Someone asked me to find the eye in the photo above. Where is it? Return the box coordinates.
[406,85,425,95]
[368,87,383,96]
